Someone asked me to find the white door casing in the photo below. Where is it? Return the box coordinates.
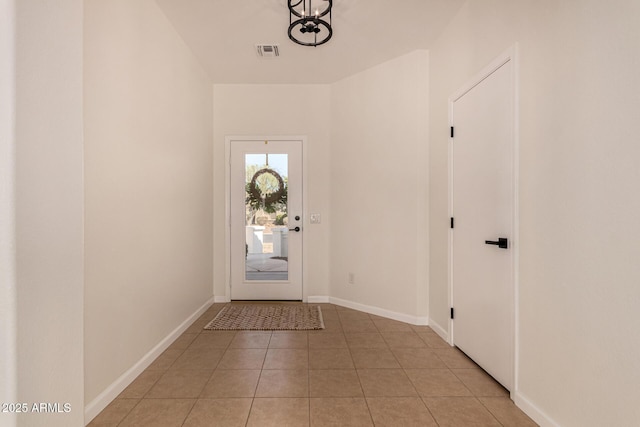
[449,48,517,392]
[228,137,303,300]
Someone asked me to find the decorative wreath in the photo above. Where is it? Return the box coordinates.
[246,168,287,211]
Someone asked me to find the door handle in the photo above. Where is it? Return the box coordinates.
[485,237,508,249]
[289,226,301,232]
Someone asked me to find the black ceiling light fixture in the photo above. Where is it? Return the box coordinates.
[288,0,332,47]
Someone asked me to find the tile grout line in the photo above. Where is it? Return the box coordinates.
[100,303,523,426]
[242,329,267,427]
[179,307,229,426]
[113,398,140,427]
[307,331,311,427]
[476,396,509,427]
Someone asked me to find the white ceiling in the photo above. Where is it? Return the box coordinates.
[155,0,466,84]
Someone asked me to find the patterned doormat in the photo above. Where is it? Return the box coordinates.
[204,304,325,331]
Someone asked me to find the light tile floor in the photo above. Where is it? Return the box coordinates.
[89,303,537,426]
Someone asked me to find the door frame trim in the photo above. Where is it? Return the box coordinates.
[224,135,308,302]
[447,45,519,394]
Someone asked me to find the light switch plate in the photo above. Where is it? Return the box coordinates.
[310,213,321,224]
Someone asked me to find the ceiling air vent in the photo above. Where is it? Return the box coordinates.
[256,44,280,58]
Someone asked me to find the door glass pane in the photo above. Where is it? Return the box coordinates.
[245,154,288,281]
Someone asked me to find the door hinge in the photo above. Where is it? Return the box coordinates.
[450,126,454,138]
[450,217,454,229]
[450,307,455,319]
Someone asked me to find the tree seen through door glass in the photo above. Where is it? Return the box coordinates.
[245,154,289,281]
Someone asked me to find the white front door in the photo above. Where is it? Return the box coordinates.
[450,54,515,391]
[229,138,303,300]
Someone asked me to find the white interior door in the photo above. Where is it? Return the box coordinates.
[451,56,515,391]
[230,139,303,300]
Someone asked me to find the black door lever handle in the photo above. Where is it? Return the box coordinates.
[485,237,508,249]
[289,226,301,232]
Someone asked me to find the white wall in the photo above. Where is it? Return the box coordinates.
[330,51,429,318]
[0,0,17,424]
[429,1,640,425]
[84,0,213,411]
[13,1,85,426]
[212,84,331,299]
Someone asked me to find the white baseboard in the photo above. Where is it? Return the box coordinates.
[307,295,330,303]
[214,295,230,303]
[328,296,429,325]
[427,317,450,343]
[84,296,215,425]
[513,391,561,427]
